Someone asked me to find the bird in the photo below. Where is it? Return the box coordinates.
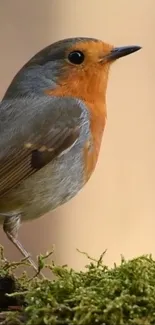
[0,37,141,273]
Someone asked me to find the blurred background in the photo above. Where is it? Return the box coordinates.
[0,0,154,274]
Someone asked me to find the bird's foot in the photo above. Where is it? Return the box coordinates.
[2,213,45,279]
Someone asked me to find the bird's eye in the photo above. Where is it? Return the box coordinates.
[68,51,85,65]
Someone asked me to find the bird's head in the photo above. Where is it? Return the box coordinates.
[3,37,141,101]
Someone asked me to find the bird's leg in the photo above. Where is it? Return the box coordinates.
[2,214,45,278]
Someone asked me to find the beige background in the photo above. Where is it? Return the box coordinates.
[0,0,154,274]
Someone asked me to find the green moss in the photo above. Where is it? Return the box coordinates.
[0,247,155,325]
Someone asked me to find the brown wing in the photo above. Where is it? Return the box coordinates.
[0,127,80,197]
[0,96,85,197]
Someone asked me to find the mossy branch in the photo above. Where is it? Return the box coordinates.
[0,246,155,325]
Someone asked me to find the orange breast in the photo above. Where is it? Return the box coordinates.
[83,100,106,182]
[45,70,107,183]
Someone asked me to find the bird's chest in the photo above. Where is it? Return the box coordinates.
[83,100,106,182]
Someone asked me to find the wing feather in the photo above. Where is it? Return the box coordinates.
[0,96,88,197]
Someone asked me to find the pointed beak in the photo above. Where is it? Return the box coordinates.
[105,45,142,62]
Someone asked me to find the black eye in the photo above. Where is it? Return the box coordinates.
[68,51,85,65]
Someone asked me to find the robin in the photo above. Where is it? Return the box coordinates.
[0,37,141,272]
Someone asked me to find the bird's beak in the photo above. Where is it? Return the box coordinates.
[104,45,142,62]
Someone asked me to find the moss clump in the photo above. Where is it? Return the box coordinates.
[0,247,155,325]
